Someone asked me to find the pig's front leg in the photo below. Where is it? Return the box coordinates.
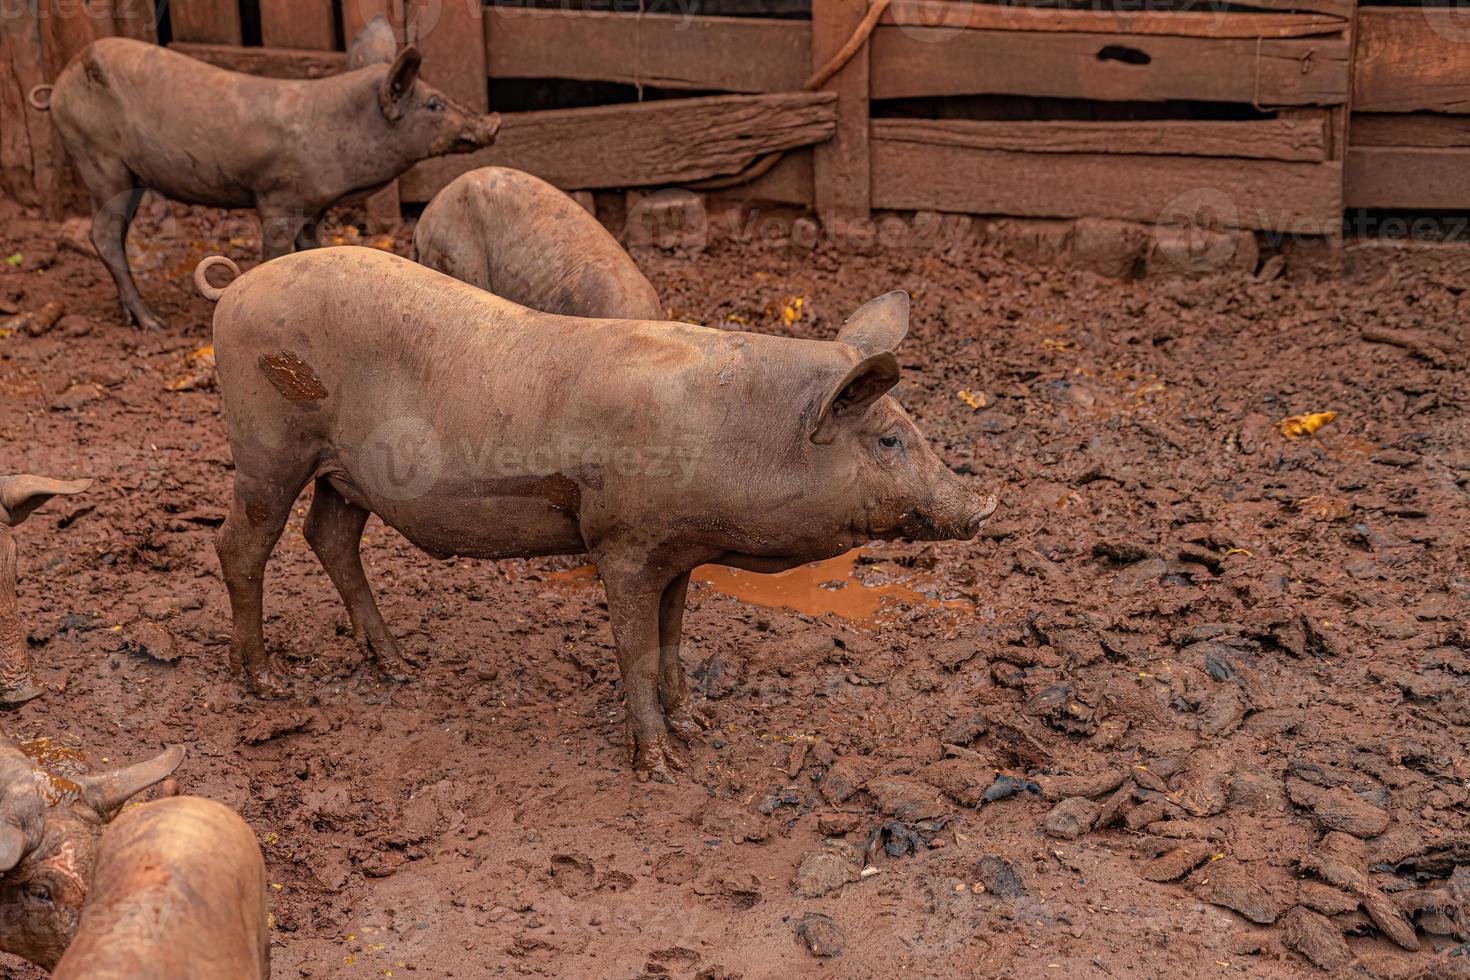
[599,558,686,783]
[657,572,711,743]
[0,528,43,706]
[256,198,312,261]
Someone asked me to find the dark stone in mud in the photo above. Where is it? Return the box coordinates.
[975,855,1027,899]
[791,850,858,899]
[982,774,1040,804]
[693,654,741,699]
[1044,797,1100,840]
[795,913,845,957]
[1281,906,1355,971]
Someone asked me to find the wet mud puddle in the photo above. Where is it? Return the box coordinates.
[546,550,968,622]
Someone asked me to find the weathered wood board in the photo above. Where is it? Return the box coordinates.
[483,7,808,93]
[414,0,487,110]
[167,0,243,46]
[169,43,347,79]
[258,0,336,51]
[882,1,1347,39]
[874,117,1329,163]
[871,26,1351,106]
[1355,10,1470,113]
[1345,147,1470,209]
[400,91,837,201]
[871,136,1342,233]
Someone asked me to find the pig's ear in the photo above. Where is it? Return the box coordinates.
[380,45,422,121]
[836,290,910,357]
[76,745,185,819]
[0,476,91,528]
[810,352,900,445]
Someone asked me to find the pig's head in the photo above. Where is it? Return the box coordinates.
[800,292,996,549]
[0,739,184,969]
[373,46,501,158]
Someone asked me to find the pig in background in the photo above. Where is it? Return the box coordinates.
[0,475,91,707]
[50,796,268,980]
[33,25,501,331]
[199,247,997,781]
[414,167,663,320]
[0,736,184,969]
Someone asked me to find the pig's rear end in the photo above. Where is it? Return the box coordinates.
[50,796,268,980]
[414,166,663,321]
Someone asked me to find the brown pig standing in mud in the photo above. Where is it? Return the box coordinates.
[33,32,501,330]
[0,737,184,969]
[414,167,663,320]
[51,796,268,980]
[0,475,91,706]
[197,247,996,781]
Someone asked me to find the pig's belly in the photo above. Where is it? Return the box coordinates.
[124,150,256,210]
[346,480,586,562]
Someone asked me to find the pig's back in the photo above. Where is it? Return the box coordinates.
[414,167,662,321]
[213,247,724,451]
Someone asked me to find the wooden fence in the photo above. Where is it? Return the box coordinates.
[2,0,1467,235]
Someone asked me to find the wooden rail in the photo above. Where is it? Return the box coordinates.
[3,1,1468,229]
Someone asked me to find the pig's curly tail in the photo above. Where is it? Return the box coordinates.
[27,85,52,111]
[194,256,241,302]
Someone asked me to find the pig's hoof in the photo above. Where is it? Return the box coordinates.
[633,734,682,784]
[128,307,167,332]
[666,713,706,745]
[247,669,291,700]
[375,654,419,683]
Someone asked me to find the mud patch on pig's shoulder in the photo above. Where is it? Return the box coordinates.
[536,473,582,518]
[258,351,328,404]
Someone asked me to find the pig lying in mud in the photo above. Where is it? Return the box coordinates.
[198,247,995,781]
[414,167,663,320]
[0,737,184,969]
[51,796,268,980]
[0,475,91,706]
[36,33,500,331]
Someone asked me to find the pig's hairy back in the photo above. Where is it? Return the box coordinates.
[415,167,662,321]
[213,247,843,459]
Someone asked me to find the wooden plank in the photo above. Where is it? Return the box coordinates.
[870,26,1350,105]
[870,136,1342,234]
[483,7,808,94]
[167,0,242,46]
[412,0,486,110]
[400,91,837,202]
[1352,113,1470,149]
[1345,147,1470,209]
[0,4,53,209]
[812,0,870,224]
[259,0,336,50]
[1355,10,1470,113]
[882,1,1347,40]
[727,147,814,207]
[875,117,1328,163]
[111,0,163,43]
[169,42,347,79]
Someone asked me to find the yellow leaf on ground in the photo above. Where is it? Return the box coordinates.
[1278,411,1337,439]
[957,389,986,410]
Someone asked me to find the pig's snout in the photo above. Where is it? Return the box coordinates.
[901,490,998,542]
[443,113,501,153]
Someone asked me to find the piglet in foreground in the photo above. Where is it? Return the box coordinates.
[37,33,500,330]
[51,796,268,980]
[415,167,662,319]
[0,475,90,706]
[199,247,995,781]
[0,737,184,969]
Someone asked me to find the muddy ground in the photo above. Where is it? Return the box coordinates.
[1,195,1468,978]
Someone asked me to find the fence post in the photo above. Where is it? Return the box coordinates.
[411,0,488,112]
[811,0,872,230]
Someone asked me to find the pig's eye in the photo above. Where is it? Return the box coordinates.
[426,97,445,113]
[879,435,902,450]
[26,884,51,904]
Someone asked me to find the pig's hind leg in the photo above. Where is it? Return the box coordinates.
[303,478,421,682]
[657,572,711,744]
[216,469,313,699]
[78,162,167,331]
[600,559,687,783]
